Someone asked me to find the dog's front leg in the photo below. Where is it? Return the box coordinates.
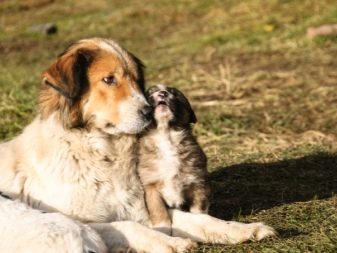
[89,221,197,253]
[0,196,108,253]
[170,209,276,244]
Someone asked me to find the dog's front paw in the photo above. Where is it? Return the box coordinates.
[168,237,197,253]
[248,222,276,241]
[171,211,276,244]
[205,220,276,244]
[147,236,196,253]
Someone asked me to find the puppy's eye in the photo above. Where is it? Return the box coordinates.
[147,88,155,94]
[168,88,176,96]
[102,76,117,85]
[146,90,156,98]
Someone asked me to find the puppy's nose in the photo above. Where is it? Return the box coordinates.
[140,105,153,120]
[158,90,169,98]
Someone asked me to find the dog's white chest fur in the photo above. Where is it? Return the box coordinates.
[1,116,149,225]
[153,130,184,208]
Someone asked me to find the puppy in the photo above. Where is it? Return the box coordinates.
[138,84,210,233]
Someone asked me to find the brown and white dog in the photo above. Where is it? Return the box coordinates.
[139,84,210,234]
[0,38,275,253]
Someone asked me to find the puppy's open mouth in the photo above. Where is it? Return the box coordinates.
[157,100,167,107]
[154,95,169,107]
[154,99,170,114]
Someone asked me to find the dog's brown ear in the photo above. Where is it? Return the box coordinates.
[42,48,94,100]
[39,48,95,128]
[128,52,146,94]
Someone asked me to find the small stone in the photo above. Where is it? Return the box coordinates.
[307,23,337,39]
[27,23,58,35]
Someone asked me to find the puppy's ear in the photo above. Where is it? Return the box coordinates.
[175,88,197,125]
[39,48,95,128]
[186,101,197,124]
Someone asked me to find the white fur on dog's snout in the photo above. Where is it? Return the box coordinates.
[117,91,151,134]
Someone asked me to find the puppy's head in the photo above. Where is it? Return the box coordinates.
[40,38,152,135]
[147,84,196,128]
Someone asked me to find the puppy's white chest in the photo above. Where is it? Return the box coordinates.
[154,133,180,178]
[154,132,184,207]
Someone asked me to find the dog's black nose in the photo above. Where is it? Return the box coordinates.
[158,90,169,98]
[140,105,153,119]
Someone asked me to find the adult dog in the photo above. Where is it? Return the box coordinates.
[0,38,275,253]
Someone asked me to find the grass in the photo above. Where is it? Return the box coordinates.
[1,0,337,251]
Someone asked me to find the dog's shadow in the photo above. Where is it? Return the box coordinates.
[209,152,337,220]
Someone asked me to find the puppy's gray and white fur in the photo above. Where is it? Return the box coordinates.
[138,84,211,233]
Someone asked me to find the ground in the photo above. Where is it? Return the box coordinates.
[0,0,337,252]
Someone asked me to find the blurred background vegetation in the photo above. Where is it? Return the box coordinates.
[1,0,337,252]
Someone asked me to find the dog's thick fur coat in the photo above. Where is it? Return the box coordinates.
[0,38,275,253]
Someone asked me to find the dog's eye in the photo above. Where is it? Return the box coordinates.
[102,76,117,86]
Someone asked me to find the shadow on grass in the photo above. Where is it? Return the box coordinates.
[209,152,337,220]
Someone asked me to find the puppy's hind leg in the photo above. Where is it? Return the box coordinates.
[188,183,211,214]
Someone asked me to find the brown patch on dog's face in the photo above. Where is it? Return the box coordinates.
[147,84,197,128]
[83,53,144,129]
[39,38,151,134]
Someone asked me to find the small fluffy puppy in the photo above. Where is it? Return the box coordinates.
[138,84,210,233]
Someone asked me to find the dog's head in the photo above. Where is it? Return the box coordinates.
[40,38,152,135]
[146,84,196,128]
